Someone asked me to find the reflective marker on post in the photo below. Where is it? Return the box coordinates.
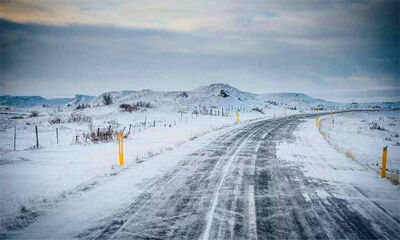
[118,133,124,167]
[236,112,240,124]
[381,146,387,178]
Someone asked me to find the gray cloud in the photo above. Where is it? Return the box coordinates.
[0,0,398,97]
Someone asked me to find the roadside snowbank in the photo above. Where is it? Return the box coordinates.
[318,111,400,175]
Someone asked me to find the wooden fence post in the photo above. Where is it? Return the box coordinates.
[14,126,16,151]
[181,112,183,125]
[35,125,39,148]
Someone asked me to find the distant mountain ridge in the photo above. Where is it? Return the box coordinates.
[2,83,399,110]
[0,95,72,107]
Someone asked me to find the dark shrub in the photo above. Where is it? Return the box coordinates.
[267,101,278,106]
[219,90,229,97]
[120,102,152,112]
[102,94,112,105]
[76,103,90,110]
[134,101,152,108]
[177,92,188,98]
[120,103,139,112]
[83,126,117,143]
[49,116,62,124]
[369,122,385,131]
[68,112,92,123]
[29,111,39,117]
[252,107,264,114]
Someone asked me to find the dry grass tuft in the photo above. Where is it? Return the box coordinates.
[390,173,399,185]
[318,127,327,138]
[345,149,357,162]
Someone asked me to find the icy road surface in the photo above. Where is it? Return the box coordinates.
[13,114,400,239]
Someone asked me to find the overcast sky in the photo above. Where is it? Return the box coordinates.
[0,0,399,98]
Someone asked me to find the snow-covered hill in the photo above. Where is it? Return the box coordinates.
[66,95,95,107]
[257,92,341,110]
[90,83,269,112]
[258,92,320,104]
[188,83,263,110]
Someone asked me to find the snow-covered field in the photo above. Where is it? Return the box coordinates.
[318,110,400,177]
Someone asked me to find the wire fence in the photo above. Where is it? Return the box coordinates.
[0,125,83,151]
[0,108,242,152]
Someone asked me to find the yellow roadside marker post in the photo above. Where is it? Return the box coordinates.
[118,133,124,167]
[236,112,240,124]
[315,117,319,127]
[381,146,387,178]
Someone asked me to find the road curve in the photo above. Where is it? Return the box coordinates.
[78,114,400,240]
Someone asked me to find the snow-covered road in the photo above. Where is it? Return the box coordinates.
[259,116,399,239]
[78,117,282,239]
[9,114,400,239]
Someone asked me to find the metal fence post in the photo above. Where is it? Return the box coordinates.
[118,133,124,167]
[381,146,387,178]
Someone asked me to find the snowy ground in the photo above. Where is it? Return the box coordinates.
[318,111,400,175]
[1,105,278,233]
[1,112,399,239]
[0,105,290,151]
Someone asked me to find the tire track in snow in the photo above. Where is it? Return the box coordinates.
[201,120,285,239]
[201,126,260,240]
[247,185,257,240]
